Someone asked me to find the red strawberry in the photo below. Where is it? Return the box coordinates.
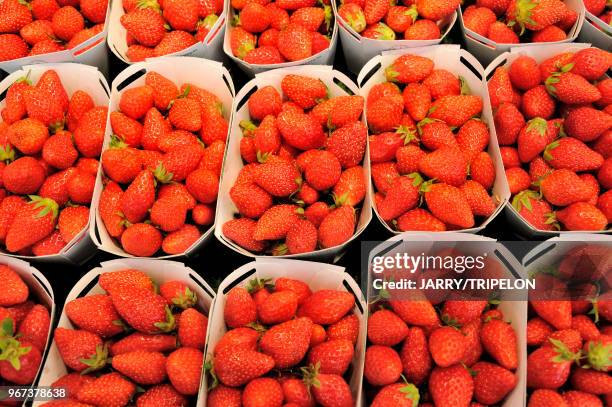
[541,169,591,207]
[545,71,602,104]
[66,169,95,204]
[110,333,176,356]
[317,205,355,249]
[308,338,354,376]
[506,167,531,195]
[222,218,266,252]
[364,345,401,386]
[7,118,49,155]
[76,373,135,406]
[0,0,33,33]
[565,106,612,142]
[472,361,517,405]
[557,202,608,231]
[253,204,299,240]
[364,0,390,24]
[428,326,467,367]
[399,327,432,386]
[371,381,419,407]
[102,137,143,184]
[242,378,283,406]
[65,294,123,338]
[230,26,256,59]
[368,309,408,346]
[480,318,518,370]
[3,156,46,195]
[51,373,95,399]
[298,289,354,325]
[73,106,107,158]
[5,196,58,253]
[110,111,143,147]
[302,366,354,407]
[58,205,89,243]
[120,170,155,223]
[488,67,514,110]
[378,175,421,221]
[532,24,566,42]
[338,3,366,32]
[0,340,41,385]
[54,327,107,372]
[110,285,174,333]
[404,18,440,39]
[145,72,178,112]
[512,190,557,230]
[544,137,604,172]
[487,21,519,43]
[461,180,496,217]
[397,208,446,231]
[529,389,567,405]
[224,286,257,328]
[284,218,317,254]
[137,384,188,407]
[429,95,483,128]
[277,111,325,150]
[429,365,474,407]
[248,86,282,121]
[422,182,474,229]
[207,385,241,407]
[326,122,367,169]
[16,304,49,351]
[99,181,125,238]
[260,317,312,368]
[563,390,604,407]
[509,55,541,91]
[0,34,28,61]
[494,103,525,146]
[277,23,312,61]
[163,0,198,31]
[385,54,434,84]
[522,85,555,119]
[111,351,166,385]
[80,0,108,23]
[121,8,165,47]
[419,147,467,187]
[528,341,576,388]
[517,117,554,163]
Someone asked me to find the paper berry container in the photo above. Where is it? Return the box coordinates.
[106,0,227,65]
[577,11,612,51]
[335,2,457,75]
[0,255,56,399]
[366,232,528,406]
[34,258,215,407]
[357,45,510,236]
[0,63,110,265]
[223,2,339,77]
[214,65,372,261]
[89,56,235,258]
[0,5,111,77]
[458,0,585,66]
[203,258,367,406]
[485,43,610,238]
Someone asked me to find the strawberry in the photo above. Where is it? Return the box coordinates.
[1,77,31,125]
[0,34,28,61]
[110,333,176,356]
[541,169,591,206]
[461,180,496,217]
[367,82,401,104]
[509,55,541,91]
[404,18,440,39]
[281,75,327,110]
[332,166,366,207]
[532,25,567,42]
[572,47,611,81]
[260,317,312,368]
[76,373,135,406]
[110,111,143,147]
[41,131,78,170]
[51,373,95,399]
[207,385,241,407]
[121,8,165,48]
[119,85,154,121]
[517,117,554,163]
[285,218,318,254]
[302,366,354,407]
[111,351,166,385]
[529,389,566,405]
[367,309,409,346]
[527,317,554,346]
[15,305,48,352]
[254,159,300,197]
[377,175,421,221]
[429,365,474,407]
[149,197,187,233]
[419,147,467,187]
[506,166,531,195]
[230,26,256,59]
[66,169,96,204]
[402,83,431,122]
[326,122,367,169]
[494,103,525,146]
[5,196,57,253]
[168,98,201,132]
[256,290,296,324]
[371,382,419,407]
[7,118,49,156]
[277,23,312,61]
[428,326,466,367]
[51,6,84,41]
[248,86,282,121]
[317,205,355,249]
[161,225,197,255]
[230,181,273,219]
[137,384,188,407]
[565,106,612,142]
[185,168,218,204]
[480,318,518,370]
[546,71,602,104]
[531,300,572,331]
[398,327,431,386]
[557,202,608,231]
[563,390,604,407]
[111,285,174,333]
[242,378,283,406]
[570,367,612,394]
[31,230,66,255]
[487,21,519,43]
[0,0,32,33]
[338,3,366,32]
[120,223,160,255]
[298,289,354,325]
[223,218,266,252]
[327,96,364,129]
[463,5,496,37]
[429,95,483,127]
[119,169,155,223]
[65,294,123,338]
[19,20,54,46]
[98,181,125,238]
[102,138,143,184]
[224,286,257,328]
[307,338,354,377]
[99,269,153,293]
[253,204,299,240]
[598,190,612,222]
[488,67,515,110]
[200,107,229,145]
[240,2,272,33]
[30,0,59,20]
[364,345,401,386]
[397,208,447,231]
[0,340,41,385]
[385,54,434,84]
[303,150,341,191]
[461,319,483,367]
[58,205,89,243]
[507,0,565,31]
[395,145,425,175]
[163,0,198,31]
[544,137,604,172]
[522,85,555,119]
[472,361,516,405]
[364,0,389,24]
[54,327,107,372]
[144,72,178,112]
[422,182,474,229]
[3,156,46,195]
[456,118,489,162]
[277,111,325,150]
[388,299,439,326]
[73,106,107,158]
[417,118,457,151]
[512,190,557,230]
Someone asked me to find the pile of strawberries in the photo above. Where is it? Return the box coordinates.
[99,70,228,257]
[365,298,518,405]
[223,74,367,255]
[488,47,612,232]
[337,0,457,41]
[41,268,207,407]
[0,265,51,388]
[585,0,611,28]
[208,277,359,406]
[120,0,223,62]
[0,0,108,61]
[228,0,333,64]
[527,244,612,405]
[0,69,106,256]
[367,54,498,232]
[462,0,578,44]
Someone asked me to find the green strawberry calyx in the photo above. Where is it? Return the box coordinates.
[246,277,272,294]
[324,5,333,32]
[544,64,573,98]
[136,0,161,12]
[171,286,198,309]
[80,343,109,374]
[301,362,322,392]
[153,306,176,333]
[549,337,580,363]
[153,163,173,184]
[509,0,538,35]
[372,23,395,41]
[398,374,419,406]
[511,190,539,212]
[109,134,129,149]
[28,195,59,220]
[582,339,612,372]
[543,140,559,162]
[0,338,31,370]
[0,318,14,338]
[0,144,15,163]
[526,117,548,137]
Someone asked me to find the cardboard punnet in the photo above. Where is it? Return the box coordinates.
[365,232,528,406]
[336,2,457,75]
[0,63,110,264]
[203,258,367,406]
[0,256,55,405]
[214,65,372,261]
[484,43,610,238]
[34,258,215,407]
[107,0,227,64]
[578,11,612,50]
[358,45,510,235]
[223,2,339,77]
[0,5,111,76]
[458,0,585,66]
[90,56,235,258]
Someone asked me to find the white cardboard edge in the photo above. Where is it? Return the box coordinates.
[202,258,366,407]
[90,56,236,259]
[336,4,458,75]
[365,232,527,407]
[0,255,55,406]
[577,11,612,50]
[34,258,215,407]
[222,1,339,77]
[483,43,611,238]
[213,65,373,261]
[0,63,110,264]
[357,44,511,236]
[459,0,585,65]
[0,4,111,76]
[106,0,227,65]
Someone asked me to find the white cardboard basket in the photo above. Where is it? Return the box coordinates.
[203,258,366,407]
[0,63,110,264]
[484,43,611,238]
[0,5,111,77]
[223,2,339,77]
[357,45,510,235]
[577,11,612,51]
[35,258,215,407]
[214,65,372,261]
[90,56,235,258]
[365,232,527,407]
[107,0,227,65]
[458,0,585,66]
[0,256,55,405]
[336,3,458,75]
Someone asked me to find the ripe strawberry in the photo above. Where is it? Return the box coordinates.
[565,106,612,142]
[32,230,66,255]
[248,86,282,121]
[419,147,467,187]
[572,47,611,81]
[110,285,174,334]
[488,67,515,110]
[429,95,483,127]
[1,77,31,125]
[512,190,558,229]
[429,365,474,407]
[119,85,154,121]
[317,205,355,249]
[224,286,257,328]
[397,327,432,386]
[517,117,553,163]
[98,181,125,238]
[73,106,107,158]
[57,205,89,243]
[0,340,42,385]
[121,8,165,47]
[67,169,96,204]
[102,138,142,185]
[19,20,54,46]
[51,373,96,399]
[283,218,317,254]
[259,317,312,369]
[51,6,84,41]
[207,385,241,407]
[480,318,518,370]
[563,390,603,407]
[377,175,420,221]
[428,326,467,367]
[364,0,389,24]
[99,269,153,293]
[307,338,354,377]
[119,169,155,223]
[144,72,178,112]
[487,21,519,43]
[371,382,419,407]
[397,208,446,231]
[463,5,496,36]
[110,333,176,356]
[506,166,531,195]
[277,111,325,150]
[230,26,256,59]
[137,384,188,407]
[281,76,326,111]
[303,366,354,407]
[367,309,408,346]
[110,111,143,148]
[494,102,525,146]
[402,18,439,39]
[253,204,299,240]
[0,34,28,61]
[557,202,608,231]
[338,3,366,32]
[326,122,366,169]
[8,116,50,156]
[461,180,496,217]
[385,54,434,84]
[223,218,266,252]
[30,0,59,20]
[54,327,107,372]
[532,25,567,42]
[121,223,162,255]
[500,146,521,168]
[111,351,166,385]
[163,0,198,31]
[5,196,57,253]
[522,85,555,119]
[546,71,602,104]
[0,265,28,308]
[325,315,359,345]
[422,182,474,228]
[472,361,516,405]
[242,378,283,406]
[509,55,541,91]
[302,150,340,191]
[541,169,591,207]
[277,23,312,61]
[529,389,566,405]
[240,2,271,33]
[76,373,135,406]
[456,118,489,162]
[0,0,32,33]
[531,300,572,330]
[162,224,201,255]
[253,159,300,198]
[3,156,46,195]
[544,137,604,172]
[364,345,401,386]
[65,294,123,339]
[149,197,186,233]
[297,289,354,325]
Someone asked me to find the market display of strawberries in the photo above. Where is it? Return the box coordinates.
[585,0,611,29]
[208,276,359,406]
[364,297,518,405]
[0,69,106,256]
[527,243,612,405]
[337,0,456,41]
[40,268,207,407]
[228,0,333,64]
[488,47,612,231]
[366,54,499,232]
[222,73,367,255]
[0,265,51,388]
[99,70,228,256]
[0,0,108,62]
[120,0,223,62]
[462,0,578,44]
